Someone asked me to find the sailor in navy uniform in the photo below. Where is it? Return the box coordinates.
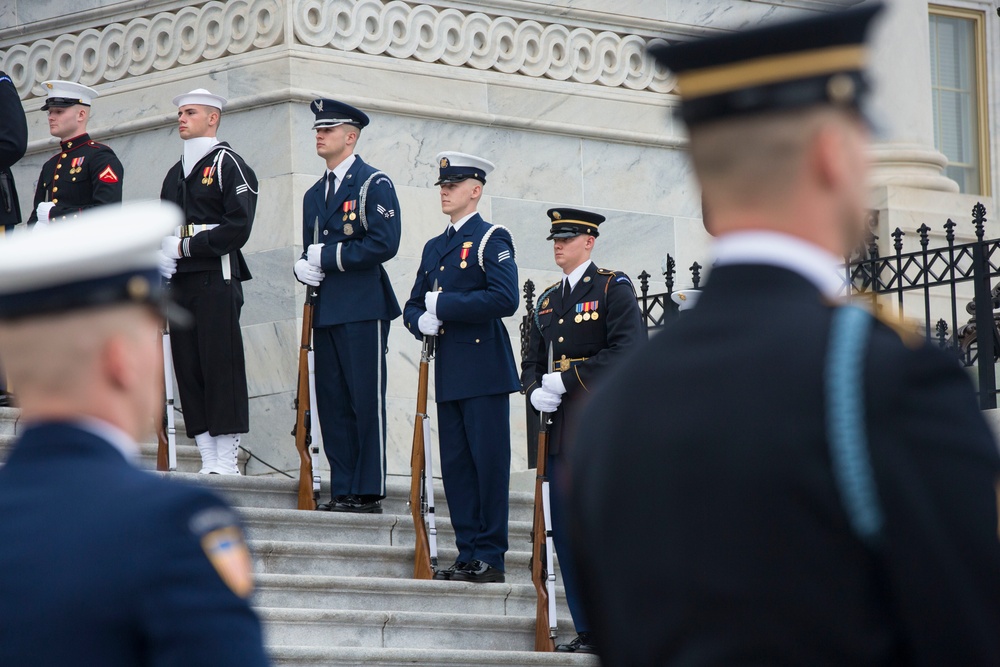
[294,99,401,513]
[159,89,258,475]
[521,208,645,653]
[403,152,520,583]
[27,80,123,226]
[0,70,26,233]
[571,5,1000,666]
[0,202,269,667]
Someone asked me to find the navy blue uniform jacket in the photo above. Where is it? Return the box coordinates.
[572,265,1000,666]
[403,213,520,402]
[0,423,269,667]
[301,155,401,326]
[0,71,26,230]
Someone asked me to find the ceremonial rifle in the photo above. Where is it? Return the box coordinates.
[291,218,323,510]
[410,280,439,579]
[532,342,557,651]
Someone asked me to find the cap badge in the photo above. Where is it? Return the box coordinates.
[315,99,324,112]
[552,211,562,220]
[440,157,450,168]
[126,275,150,301]
[46,82,53,89]
[826,74,856,104]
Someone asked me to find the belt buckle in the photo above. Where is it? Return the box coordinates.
[181,223,195,238]
[557,358,571,372]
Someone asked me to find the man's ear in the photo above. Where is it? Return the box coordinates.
[102,334,133,392]
[471,183,482,201]
[811,121,850,194]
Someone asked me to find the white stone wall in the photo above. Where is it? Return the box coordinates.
[2,0,992,481]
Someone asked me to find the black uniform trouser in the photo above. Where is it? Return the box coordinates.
[169,270,249,437]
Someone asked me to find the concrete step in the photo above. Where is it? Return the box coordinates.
[250,540,541,586]
[267,645,598,666]
[169,472,537,523]
[239,506,536,552]
[253,573,571,620]
[259,607,576,652]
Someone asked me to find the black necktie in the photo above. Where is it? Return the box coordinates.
[325,172,336,207]
[562,279,571,302]
[446,226,455,240]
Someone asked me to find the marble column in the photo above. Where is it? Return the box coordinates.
[866,0,956,193]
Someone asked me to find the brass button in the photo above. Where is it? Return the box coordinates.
[475,338,480,343]
[72,178,76,181]
[558,336,564,342]
[60,153,67,158]
[56,163,62,169]
[66,142,72,147]
[51,187,58,193]
[439,266,444,271]
[53,175,59,180]
[51,198,58,203]
[558,318,563,324]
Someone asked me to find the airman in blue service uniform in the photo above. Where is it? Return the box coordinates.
[0,202,269,667]
[295,99,401,513]
[403,152,519,583]
[27,80,124,226]
[521,208,645,653]
[572,5,1000,666]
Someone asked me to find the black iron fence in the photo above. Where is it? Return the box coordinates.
[520,203,1000,409]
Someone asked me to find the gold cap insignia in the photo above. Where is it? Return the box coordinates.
[552,211,562,220]
[46,82,53,89]
[126,276,150,301]
[440,157,450,168]
[826,74,856,104]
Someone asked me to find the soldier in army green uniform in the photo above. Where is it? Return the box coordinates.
[521,208,645,653]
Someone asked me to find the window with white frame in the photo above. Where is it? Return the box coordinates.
[928,6,990,195]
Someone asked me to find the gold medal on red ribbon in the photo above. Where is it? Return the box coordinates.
[459,245,470,269]
[342,201,350,222]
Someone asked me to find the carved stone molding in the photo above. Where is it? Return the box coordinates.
[1,0,284,97]
[291,0,674,92]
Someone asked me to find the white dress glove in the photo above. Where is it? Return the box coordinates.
[294,258,325,286]
[530,387,562,413]
[35,202,55,224]
[307,243,325,267]
[424,291,439,317]
[158,251,177,279]
[418,311,442,336]
[161,236,182,259]
[541,372,567,395]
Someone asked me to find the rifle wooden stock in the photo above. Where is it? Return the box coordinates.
[532,426,555,651]
[292,298,316,510]
[410,351,434,579]
[156,420,169,472]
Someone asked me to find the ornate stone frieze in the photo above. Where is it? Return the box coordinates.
[1,0,284,97]
[291,0,674,92]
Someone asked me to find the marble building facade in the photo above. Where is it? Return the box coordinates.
[1,0,996,482]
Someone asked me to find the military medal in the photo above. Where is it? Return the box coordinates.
[583,302,591,321]
[349,200,357,221]
[459,241,472,269]
[574,304,584,323]
[342,201,350,222]
[201,165,216,185]
[70,157,84,174]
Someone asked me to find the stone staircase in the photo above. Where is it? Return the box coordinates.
[0,408,597,666]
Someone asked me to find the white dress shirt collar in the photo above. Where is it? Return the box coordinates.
[326,153,357,193]
[449,211,478,234]
[711,231,846,300]
[563,259,593,292]
[75,417,140,463]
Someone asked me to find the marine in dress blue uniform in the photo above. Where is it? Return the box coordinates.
[27,81,123,226]
[571,6,1000,666]
[295,99,401,513]
[159,89,258,476]
[521,209,645,653]
[403,152,520,583]
[0,202,269,667]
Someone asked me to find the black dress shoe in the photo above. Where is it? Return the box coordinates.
[333,494,383,514]
[316,495,348,511]
[450,559,505,583]
[556,632,597,654]
[432,561,468,581]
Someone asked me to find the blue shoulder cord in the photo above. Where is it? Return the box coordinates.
[825,306,884,548]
